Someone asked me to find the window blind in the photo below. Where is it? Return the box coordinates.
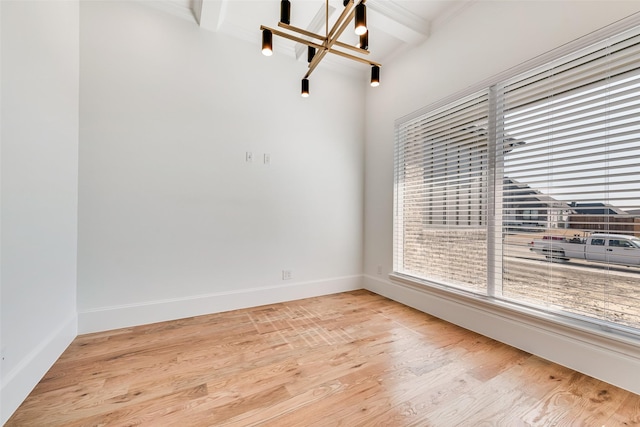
[394,91,490,293]
[394,23,640,333]
[499,27,640,328]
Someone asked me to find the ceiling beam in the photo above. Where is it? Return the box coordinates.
[195,0,228,32]
[367,0,430,44]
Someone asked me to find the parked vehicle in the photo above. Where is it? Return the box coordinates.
[529,233,640,266]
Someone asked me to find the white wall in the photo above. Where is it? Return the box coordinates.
[0,1,79,424]
[77,1,365,333]
[363,1,640,394]
[7,0,640,420]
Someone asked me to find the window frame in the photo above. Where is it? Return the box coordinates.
[392,13,640,345]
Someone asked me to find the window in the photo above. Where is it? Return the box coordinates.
[394,91,489,293]
[610,239,632,247]
[394,22,640,335]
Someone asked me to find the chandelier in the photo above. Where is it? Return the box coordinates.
[260,0,381,97]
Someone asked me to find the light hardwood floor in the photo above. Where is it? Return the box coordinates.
[7,290,640,426]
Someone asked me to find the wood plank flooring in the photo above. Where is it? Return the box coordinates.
[7,290,640,426]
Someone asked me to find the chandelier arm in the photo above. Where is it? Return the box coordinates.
[277,22,324,40]
[306,6,356,77]
[261,26,378,78]
[277,22,369,55]
[324,9,356,54]
[304,49,329,79]
[326,48,380,67]
[326,0,329,39]
[327,0,356,40]
[307,46,329,76]
[260,26,325,51]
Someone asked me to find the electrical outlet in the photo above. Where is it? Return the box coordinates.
[264,153,271,165]
[282,270,292,280]
[246,151,253,163]
[377,265,383,275]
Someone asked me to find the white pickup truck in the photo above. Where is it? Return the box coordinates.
[529,233,640,266]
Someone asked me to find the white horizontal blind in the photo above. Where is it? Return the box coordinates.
[394,23,640,333]
[499,27,640,328]
[394,91,489,293]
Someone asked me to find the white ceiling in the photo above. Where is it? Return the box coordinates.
[150,0,471,75]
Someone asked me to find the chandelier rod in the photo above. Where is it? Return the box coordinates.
[259,25,380,68]
[277,22,370,56]
[306,5,358,78]
[326,0,329,39]
[327,0,357,40]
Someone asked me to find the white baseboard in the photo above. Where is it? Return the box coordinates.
[1,314,77,425]
[78,275,363,334]
[363,274,640,395]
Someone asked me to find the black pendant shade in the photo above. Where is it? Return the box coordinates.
[261,29,273,56]
[359,32,368,50]
[280,0,290,25]
[355,3,367,36]
[371,65,380,87]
